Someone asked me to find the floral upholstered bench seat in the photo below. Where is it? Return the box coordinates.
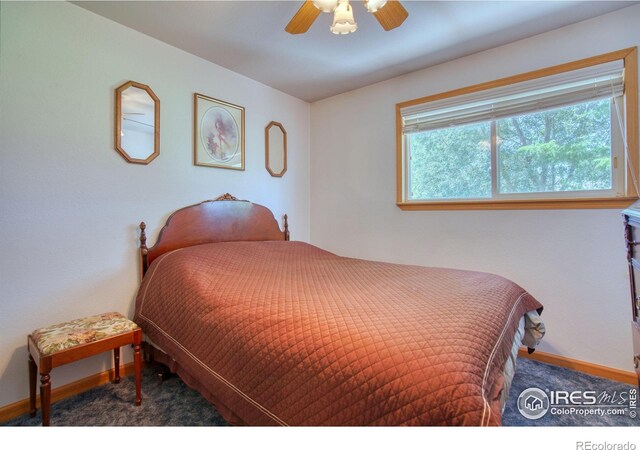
[27,312,142,426]
[31,312,139,355]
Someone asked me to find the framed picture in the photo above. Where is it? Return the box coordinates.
[194,93,245,170]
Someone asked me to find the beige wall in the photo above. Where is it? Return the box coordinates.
[310,5,640,372]
[0,1,310,408]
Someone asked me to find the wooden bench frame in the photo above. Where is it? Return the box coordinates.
[27,328,142,426]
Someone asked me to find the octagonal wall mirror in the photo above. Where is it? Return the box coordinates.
[265,121,287,177]
[115,80,160,164]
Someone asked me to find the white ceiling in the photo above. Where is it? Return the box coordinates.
[74,1,637,102]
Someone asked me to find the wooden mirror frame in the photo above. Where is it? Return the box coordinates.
[115,80,160,164]
[265,121,287,177]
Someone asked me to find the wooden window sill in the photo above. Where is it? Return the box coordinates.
[397,197,638,211]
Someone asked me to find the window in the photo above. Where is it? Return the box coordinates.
[396,48,638,210]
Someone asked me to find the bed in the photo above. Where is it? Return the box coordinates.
[134,194,545,426]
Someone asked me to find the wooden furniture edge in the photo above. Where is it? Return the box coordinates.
[139,193,289,275]
[0,362,136,423]
[28,329,141,369]
[518,348,638,386]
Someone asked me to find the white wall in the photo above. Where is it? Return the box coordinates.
[0,1,310,408]
[310,5,640,372]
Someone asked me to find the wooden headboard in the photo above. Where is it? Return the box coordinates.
[139,193,289,275]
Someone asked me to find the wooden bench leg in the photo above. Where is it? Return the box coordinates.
[28,354,37,417]
[134,342,142,406]
[40,372,51,426]
[113,347,120,384]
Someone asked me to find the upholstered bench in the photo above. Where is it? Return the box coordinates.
[27,312,142,426]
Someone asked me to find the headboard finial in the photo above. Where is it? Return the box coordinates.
[284,214,290,241]
[215,193,239,201]
[140,222,149,276]
[140,222,147,248]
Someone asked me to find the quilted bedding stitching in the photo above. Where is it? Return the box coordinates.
[479,291,526,426]
[135,241,542,426]
[139,250,288,425]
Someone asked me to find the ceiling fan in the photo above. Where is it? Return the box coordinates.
[285,0,409,35]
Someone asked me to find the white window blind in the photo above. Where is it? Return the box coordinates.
[401,60,624,134]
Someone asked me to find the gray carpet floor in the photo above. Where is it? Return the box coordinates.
[2,358,638,426]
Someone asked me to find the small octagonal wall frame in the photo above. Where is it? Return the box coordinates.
[115,80,160,164]
[265,121,287,177]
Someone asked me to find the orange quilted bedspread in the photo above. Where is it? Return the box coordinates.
[135,241,542,426]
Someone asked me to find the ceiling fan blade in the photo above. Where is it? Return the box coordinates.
[373,1,409,31]
[285,0,322,35]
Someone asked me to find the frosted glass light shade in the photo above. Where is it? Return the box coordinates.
[330,0,357,34]
[365,0,387,13]
[312,0,339,13]
[330,21,358,34]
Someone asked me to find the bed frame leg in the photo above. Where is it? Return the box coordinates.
[156,367,174,382]
[141,343,173,382]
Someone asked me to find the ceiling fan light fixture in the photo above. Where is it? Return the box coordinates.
[364,0,388,13]
[285,0,407,35]
[312,0,339,13]
[330,0,357,34]
[330,21,358,34]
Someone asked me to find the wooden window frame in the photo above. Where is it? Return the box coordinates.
[395,47,639,211]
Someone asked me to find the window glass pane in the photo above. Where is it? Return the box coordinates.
[408,122,491,200]
[496,99,612,194]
